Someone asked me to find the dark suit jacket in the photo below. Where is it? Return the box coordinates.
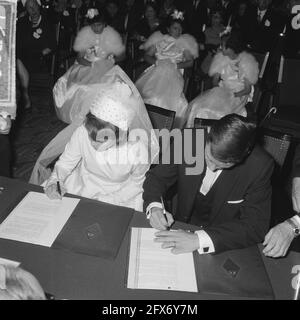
[293,144,300,178]
[182,1,208,42]
[244,5,285,52]
[143,132,274,253]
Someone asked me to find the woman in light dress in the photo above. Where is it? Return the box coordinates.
[43,80,159,211]
[185,32,259,127]
[53,7,125,124]
[135,10,199,127]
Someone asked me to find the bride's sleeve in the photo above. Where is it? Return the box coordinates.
[239,52,260,85]
[46,126,84,186]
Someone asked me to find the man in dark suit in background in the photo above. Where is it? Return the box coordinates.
[244,0,285,52]
[143,114,274,255]
[263,144,300,257]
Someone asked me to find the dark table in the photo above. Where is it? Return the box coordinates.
[0,177,298,300]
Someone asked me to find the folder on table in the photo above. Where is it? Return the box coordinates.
[195,245,274,299]
[52,199,133,260]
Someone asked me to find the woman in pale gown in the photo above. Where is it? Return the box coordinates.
[53,7,125,124]
[135,11,199,127]
[43,80,159,211]
[185,32,259,127]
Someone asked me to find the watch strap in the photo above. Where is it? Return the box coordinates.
[286,218,300,237]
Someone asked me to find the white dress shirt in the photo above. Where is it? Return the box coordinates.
[257,9,267,22]
[146,166,222,255]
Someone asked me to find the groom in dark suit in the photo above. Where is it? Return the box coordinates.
[143,114,274,254]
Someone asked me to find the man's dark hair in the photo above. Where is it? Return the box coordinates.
[208,114,257,164]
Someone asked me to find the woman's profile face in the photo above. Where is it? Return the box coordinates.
[168,22,183,39]
[91,22,105,34]
[145,6,157,20]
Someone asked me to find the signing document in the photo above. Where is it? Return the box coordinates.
[127,228,198,293]
[0,192,80,247]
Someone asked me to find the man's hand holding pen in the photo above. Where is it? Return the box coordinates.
[149,207,174,231]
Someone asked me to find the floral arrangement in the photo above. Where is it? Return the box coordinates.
[86,8,99,20]
[33,28,42,39]
[171,10,184,21]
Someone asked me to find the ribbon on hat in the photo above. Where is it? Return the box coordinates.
[0,265,6,290]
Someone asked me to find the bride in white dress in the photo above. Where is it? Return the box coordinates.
[135,10,198,127]
[43,80,159,211]
[185,32,259,127]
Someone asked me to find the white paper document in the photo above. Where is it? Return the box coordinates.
[127,228,198,293]
[0,257,20,267]
[0,191,80,247]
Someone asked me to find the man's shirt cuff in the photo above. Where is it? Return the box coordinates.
[292,215,300,227]
[195,230,215,254]
[146,202,163,219]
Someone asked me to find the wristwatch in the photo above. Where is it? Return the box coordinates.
[286,218,300,237]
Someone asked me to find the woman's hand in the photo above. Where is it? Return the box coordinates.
[44,181,67,200]
[0,116,11,135]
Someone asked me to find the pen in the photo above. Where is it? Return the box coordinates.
[160,196,170,230]
[57,181,62,197]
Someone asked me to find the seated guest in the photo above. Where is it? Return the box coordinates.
[143,114,274,254]
[200,9,226,75]
[244,0,285,53]
[104,0,126,36]
[44,80,159,211]
[16,0,56,111]
[231,1,250,42]
[130,1,162,43]
[263,144,300,257]
[0,265,45,300]
[185,31,259,126]
[135,10,198,127]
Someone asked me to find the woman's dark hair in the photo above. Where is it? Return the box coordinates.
[85,112,123,145]
[144,0,159,15]
[222,31,246,54]
[166,13,185,31]
[208,114,257,164]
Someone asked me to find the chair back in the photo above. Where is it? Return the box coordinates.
[145,104,175,131]
[259,128,292,168]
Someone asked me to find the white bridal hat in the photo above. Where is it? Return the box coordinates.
[89,81,135,131]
